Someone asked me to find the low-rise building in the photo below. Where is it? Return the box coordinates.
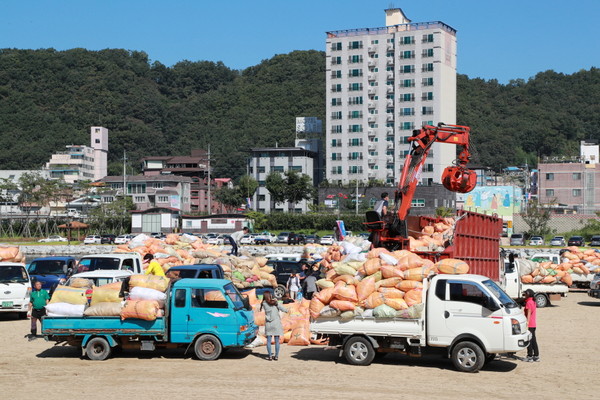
[181,214,250,234]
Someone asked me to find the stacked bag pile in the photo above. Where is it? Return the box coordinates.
[246,290,319,348]
[45,279,92,317]
[408,218,456,252]
[0,246,26,263]
[560,247,600,275]
[523,247,600,286]
[311,247,469,321]
[114,233,278,290]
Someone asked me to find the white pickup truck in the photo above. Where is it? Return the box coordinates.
[75,253,143,275]
[503,255,568,308]
[311,274,530,372]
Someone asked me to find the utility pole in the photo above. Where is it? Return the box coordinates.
[123,150,127,198]
[207,144,211,214]
[355,179,359,215]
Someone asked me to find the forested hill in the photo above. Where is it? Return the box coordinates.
[0,48,598,179]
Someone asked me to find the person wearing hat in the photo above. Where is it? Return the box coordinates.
[523,289,540,362]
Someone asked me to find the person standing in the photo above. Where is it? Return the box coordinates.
[374,192,389,218]
[28,280,50,341]
[229,227,249,257]
[302,270,318,300]
[286,273,300,300]
[523,289,540,362]
[261,291,288,361]
[143,253,165,276]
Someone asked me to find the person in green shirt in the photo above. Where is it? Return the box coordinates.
[29,280,50,340]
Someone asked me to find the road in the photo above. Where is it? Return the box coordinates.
[1,292,597,399]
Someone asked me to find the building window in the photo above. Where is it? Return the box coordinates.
[331,111,342,120]
[348,96,363,105]
[331,56,342,65]
[573,189,582,197]
[349,138,363,146]
[291,166,302,172]
[422,92,433,101]
[134,196,145,203]
[349,40,363,49]
[331,42,342,51]
[349,111,362,119]
[331,125,342,133]
[331,70,342,79]
[331,166,342,175]
[401,36,414,45]
[271,166,284,172]
[422,106,434,115]
[331,153,342,161]
[400,79,414,88]
[349,124,363,132]
[546,189,554,197]
[401,93,415,102]
[422,63,434,72]
[331,98,342,106]
[102,196,114,203]
[151,182,163,189]
[349,82,363,91]
[422,48,434,57]
[348,152,362,160]
[331,139,341,147]
[258,195,266,201]
[128,183,146,194]
[258,166,266,173]
[422,77,434,86]
[331,83,342,92]
[573,173,582,180]
[546,173,554,181]
[350,55,363,63]
[400,122,414,130]
[411,199,425,207]
[400,50,414,59]
[349,69,363,77]
[401,65,414,74]
[348,166,363,174]
[422,34,434,43]
[157,196,169,203]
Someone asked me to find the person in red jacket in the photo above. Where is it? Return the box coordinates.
[523,289,540,362]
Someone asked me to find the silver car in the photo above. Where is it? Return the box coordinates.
[550,236,566,246]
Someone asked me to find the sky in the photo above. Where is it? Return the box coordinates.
[1,0,598,83]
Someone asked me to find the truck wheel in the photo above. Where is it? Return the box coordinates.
[535,293,548,308]
[273,285,287,300]
[451,341,484,373]
[194,334,222,361]
[86,337,112,361]
[344,336,375,366]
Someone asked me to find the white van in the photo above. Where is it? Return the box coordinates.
[0,262,32,319]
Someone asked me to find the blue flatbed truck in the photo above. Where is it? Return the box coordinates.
[42,278,257,361]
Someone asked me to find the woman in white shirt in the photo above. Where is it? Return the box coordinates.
[287,273,300,300]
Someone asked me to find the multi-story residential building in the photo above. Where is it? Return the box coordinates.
[249,139,320,213]
[45,126,108,184]
[99,175,192,213]
[325,8,457,186]
[539,140,600,213]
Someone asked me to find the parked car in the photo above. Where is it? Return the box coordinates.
[276,232,290,244]
[28,256,77,292]
[589,236,600,247]
[151,232,165,239]
[83,235,102,245]
[240,234,255,245]
[101,234,117,244]
[266,260,304,299]
[528,236,544,246]
[287,232,305,245]
[568,236,585,246]
[114,234,134,245]
[166,264,225,280]
[509,233,525,246]
[66,270,131,287]
[320,235,335,245]
[255,232,276,243]
[206,235,224,245]
[550,236,566,246]
[304,234,320,244]
[0,262,31,319]
[38,235,68,243]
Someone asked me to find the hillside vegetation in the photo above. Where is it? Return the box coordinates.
[0,48,598,178]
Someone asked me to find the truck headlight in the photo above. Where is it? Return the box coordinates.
[511,318,521,335]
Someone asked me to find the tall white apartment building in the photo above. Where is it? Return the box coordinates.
[45,126,109,184]
[325,8,457,185]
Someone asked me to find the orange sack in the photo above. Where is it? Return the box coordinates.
[380,265,405,279]
[356,276,376,302]
[384,297,408,310]
[378,287,404,298]
[309,298,325,319]
[397,280,423,292]
[329,300,356,312]
[333,283,358,303]
[315,287,335,305]
[363,292,386,309]
[120,300,159,321]
[288,325,311,346]
[404,289,423,307]
[436,258,470,275]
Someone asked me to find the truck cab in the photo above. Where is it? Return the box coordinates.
[76,253,142,275]
[166,264,225,280]
[28,256,77,292]
[0,262,32,318]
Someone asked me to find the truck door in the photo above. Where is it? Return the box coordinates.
[187,288,239,346]
[443,280,505,351]
[503,259,520,298]
[169,288,189,343]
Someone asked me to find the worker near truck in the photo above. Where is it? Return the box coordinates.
[374,192,389,218]
[143,254,165,276]
[230,227,249,257]
[523,289,540,362]
[261,291,288,361]
[28,280,50,341]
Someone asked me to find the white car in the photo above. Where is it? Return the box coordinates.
[255,232,277,243]
[240,234,256,245]
[38,235,68,243]
[528,236,544,246]
[67,270,131,287]
[83,235,102,245]
[114,234,134,245]
[320,235,335,245]
[0,262,31,319]
[206,235,224,245]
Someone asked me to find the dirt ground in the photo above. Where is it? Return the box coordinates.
[1,291,598,400]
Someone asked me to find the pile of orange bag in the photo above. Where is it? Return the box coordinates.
[521,246,600,286]
[0,246,26,263]
[114,233,277,289]
[408,217,455,252]
[561,247,600,274]
[311,247,469,320]
[245,290,322,347]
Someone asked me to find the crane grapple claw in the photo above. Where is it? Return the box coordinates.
[442,166,477,193]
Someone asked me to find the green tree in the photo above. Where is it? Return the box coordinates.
[237,175,258,200]
[265,172,286,208]
[522,200,552,236]
[214,186,244,212]
[284,170,314,211]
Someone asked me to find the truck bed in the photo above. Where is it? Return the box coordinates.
[522,283,568,294]
[42,316,166,337]
[310,316,424,339]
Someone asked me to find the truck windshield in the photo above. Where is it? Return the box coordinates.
[482,279,518,309]
[78,257,120,272]
[29,260,66,275]
[0,266,29,283]
[224,283,245,310]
